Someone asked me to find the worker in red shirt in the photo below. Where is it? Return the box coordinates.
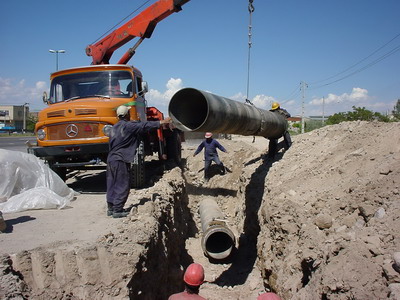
[168,263,207,300]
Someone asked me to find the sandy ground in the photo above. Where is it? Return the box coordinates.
[1,121,400,300]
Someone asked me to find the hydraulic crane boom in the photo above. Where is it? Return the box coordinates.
[86,0,190,65]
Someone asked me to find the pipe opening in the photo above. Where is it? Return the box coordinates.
[169,88,208,131]
[202,226,235,260]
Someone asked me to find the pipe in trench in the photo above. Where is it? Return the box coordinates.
[199,198,235,260]
[168,88,288,139]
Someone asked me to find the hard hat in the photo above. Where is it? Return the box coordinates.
[183,263,204,286]
[116,105,131,117]
[257,292,282,300]
[271,102,280,110]
[205,132,213,138]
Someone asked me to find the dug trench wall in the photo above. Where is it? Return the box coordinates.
[1,168,194,300]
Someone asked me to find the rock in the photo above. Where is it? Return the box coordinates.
[315,214,333,229]
[389,283,400,300]
[383,259,400,283]
[379,167,392,175]
[358,204,376,222]
[374,207,386,219]
[393,252,400,273]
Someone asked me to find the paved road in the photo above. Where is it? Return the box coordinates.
[0,136,36,152]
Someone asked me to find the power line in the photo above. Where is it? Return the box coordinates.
[308,32,400,89]
[310,43,400,89]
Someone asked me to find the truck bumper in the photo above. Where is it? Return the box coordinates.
[29,143,109,168]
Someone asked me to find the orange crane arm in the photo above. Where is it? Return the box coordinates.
[86,0,190,65]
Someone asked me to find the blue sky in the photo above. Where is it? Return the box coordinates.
[1,0,399,118]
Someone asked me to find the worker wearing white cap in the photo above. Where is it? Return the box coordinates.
[106,105,171,218]
[193,132,228,182]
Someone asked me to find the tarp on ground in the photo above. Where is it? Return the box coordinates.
[0,149,75,213]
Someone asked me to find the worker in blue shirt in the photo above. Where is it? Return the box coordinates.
[193,132,227,182]
[106,105,171,218]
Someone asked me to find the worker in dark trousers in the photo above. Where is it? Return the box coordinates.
[168,263,207,300]
[106,105,171,218]
[193,132,227,182]
[268,102,292,158]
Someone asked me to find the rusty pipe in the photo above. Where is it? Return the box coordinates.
[168,88,287,139]
[199,198,235,260]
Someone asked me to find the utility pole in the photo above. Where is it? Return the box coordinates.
[322,96,325,125]
[300,81,308,133]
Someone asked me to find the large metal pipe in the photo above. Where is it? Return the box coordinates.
[168,88,288,139]
[199,198,235,260]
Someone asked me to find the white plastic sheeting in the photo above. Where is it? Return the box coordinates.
[0,149,75,213]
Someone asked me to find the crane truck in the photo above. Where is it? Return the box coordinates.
[29,0,189,187]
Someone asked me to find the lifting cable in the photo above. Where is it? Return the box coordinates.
[245,0,255,106]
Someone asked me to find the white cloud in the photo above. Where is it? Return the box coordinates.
[251,94,276,110]
[230,92,276,110]
[146,78,184,115]
[0,77,48,111]
[310,87,369,105]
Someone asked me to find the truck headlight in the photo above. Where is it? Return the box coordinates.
[37,129,46,140]
[102,125,112,137]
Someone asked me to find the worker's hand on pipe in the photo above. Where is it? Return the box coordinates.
[160,117,172,125]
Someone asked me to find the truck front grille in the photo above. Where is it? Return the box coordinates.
[47,122,100,140]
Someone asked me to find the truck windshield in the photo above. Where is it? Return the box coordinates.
[49,70,134,103]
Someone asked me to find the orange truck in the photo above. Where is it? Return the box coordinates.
[29,0,189,187]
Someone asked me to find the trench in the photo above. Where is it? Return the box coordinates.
[127,147,274,299]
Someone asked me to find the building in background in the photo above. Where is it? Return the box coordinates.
[0,104,30,132]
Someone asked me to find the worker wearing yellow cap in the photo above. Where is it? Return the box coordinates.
[268,102,292,158]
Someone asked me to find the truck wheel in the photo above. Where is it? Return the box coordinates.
[131,141,145,188]
[166,129,182,165]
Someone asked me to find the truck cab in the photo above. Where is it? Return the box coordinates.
[30,64,163,183]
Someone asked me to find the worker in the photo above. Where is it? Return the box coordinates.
[193,132,227,182]
[168,263,207,300]
[257,292,282,300]
[268,102,292,158]
[106,105,171,218]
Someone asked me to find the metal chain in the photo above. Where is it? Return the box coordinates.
[245,0,255,106]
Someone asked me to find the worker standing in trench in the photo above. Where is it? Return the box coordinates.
[106,105,172,218]
[193,132,228,182]
[168,263,207,300]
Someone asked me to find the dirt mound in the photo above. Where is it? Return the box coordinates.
[1,121,399,299]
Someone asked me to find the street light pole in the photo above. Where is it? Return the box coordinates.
[49,49,66,71]
[22,103,29,133]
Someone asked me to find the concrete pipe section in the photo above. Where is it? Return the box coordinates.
[168,88,288,139]
[199,198,235,260]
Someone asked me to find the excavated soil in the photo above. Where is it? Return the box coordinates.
[0,121,399,300]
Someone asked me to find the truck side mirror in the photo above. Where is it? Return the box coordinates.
[42,91,49,104]
[141,81,148,95]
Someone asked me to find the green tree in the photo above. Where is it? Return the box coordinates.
[26,114,38,132]
[327,106,389,125]
[392,99,400,120]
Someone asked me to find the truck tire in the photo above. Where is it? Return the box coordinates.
[166,129,182,165]
[131,141,145,188]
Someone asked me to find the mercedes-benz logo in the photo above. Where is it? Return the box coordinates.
[66,124,78,137]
